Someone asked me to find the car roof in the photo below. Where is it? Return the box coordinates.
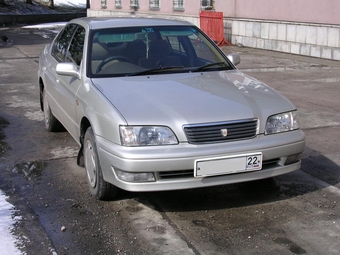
[70,16,193,30]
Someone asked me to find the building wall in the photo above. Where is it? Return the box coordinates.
[88,0,340,61]
[91,0,201,16]
[226,19,340,61]
[218,0,340,25]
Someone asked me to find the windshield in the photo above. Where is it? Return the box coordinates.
[88,26,234,78]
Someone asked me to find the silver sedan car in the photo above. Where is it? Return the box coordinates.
[38,17,305,200]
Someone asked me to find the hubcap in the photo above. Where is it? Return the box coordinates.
[84,139,97,188]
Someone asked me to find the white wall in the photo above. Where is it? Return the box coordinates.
[225,19,340,61]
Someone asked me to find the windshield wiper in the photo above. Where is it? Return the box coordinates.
[190,62,230,72]
[126,66,184,76]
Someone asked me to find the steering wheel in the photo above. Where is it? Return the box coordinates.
[96,55,133,73]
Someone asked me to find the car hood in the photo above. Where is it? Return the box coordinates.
[91,70,295,134]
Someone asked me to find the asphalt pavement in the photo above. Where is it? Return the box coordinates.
[0,25,340,254]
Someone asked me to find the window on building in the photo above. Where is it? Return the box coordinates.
[150,0,160,10]
[115,0,122,8]
[201,0,213,10]
[130,0,139,8]
[101,0,107,9]
[173,0,184,11]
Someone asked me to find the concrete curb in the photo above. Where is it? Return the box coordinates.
[0,13,87,26]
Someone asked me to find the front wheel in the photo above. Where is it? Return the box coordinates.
[84,127,118,200]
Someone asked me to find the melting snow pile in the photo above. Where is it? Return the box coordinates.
[0,0,86,15]
[0,191,23,255]
[41,0,86,8]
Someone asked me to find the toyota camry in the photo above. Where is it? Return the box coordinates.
[38,17,305,200]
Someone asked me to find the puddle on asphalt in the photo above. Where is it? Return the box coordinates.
[0,116,11,157]
[8,161,46,181]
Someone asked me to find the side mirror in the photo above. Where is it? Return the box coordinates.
[227,53,241,66]
[56,62,81,79]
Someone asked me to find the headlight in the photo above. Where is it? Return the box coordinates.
[265,111,299,134]
[120,126,178,146]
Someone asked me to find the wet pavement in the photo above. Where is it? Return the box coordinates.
[0,25,340,254]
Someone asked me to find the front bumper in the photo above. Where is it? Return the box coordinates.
[97,130,305,192]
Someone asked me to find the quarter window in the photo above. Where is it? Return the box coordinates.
[66,26,85,66]
[52,23,77,62]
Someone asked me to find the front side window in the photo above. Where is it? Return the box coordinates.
[173,0,184,11]
[66,26,85,66]
[52,23,77,62]
[201,0,213,10]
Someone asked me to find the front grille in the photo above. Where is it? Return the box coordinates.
[184,119,258,144]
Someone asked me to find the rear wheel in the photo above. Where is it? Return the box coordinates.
[42,89,63,132]
[84,127,118,200]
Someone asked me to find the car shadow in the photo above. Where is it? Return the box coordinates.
[116,145,340,213]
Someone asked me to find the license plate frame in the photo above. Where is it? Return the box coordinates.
[194,153,263,178]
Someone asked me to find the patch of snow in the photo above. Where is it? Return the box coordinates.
[0,190,23,255]
[22,22,66,29]
[39,0,86,8]
[0,0,86,15]
[50,146,79,159]
[0,0,58,15]
[54,0,86,7]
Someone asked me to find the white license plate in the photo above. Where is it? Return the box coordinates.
[194,153,262,178]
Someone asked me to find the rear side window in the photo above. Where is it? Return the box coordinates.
[166,36,184,52]
[52,23,77,62]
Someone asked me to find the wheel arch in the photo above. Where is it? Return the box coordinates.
[80,117,92,141]
[39,77,44,111]
[77,116,92,167]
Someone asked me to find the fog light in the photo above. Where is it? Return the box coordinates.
[285,153,302,165]
[115,169,155,182]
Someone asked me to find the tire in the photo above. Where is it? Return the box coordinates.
[42,89,63,132]
[84,127,118,200]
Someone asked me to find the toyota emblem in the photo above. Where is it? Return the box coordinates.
[221,129,228,137]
